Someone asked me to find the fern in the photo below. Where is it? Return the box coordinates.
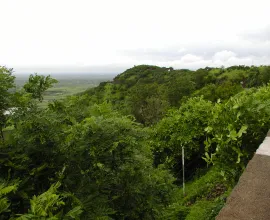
[15,182,83,220]
[64,206,83,219]
[0,197,10,214]
[0,185,19,197]
[0,179,20,214]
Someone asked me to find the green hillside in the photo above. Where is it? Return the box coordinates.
[83,65,270,124]
[1,64,270,219]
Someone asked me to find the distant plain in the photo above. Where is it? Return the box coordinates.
[15,73,116,107]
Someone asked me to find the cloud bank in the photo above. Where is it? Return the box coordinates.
[0,0,269,74]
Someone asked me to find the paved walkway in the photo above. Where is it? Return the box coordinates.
[217,132,270,220]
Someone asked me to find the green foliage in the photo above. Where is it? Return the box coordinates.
[156,167,230,220]
[185,200,224,220]
[23,74,58,101]
[0,66,15,141]
[2,64,270,219]
[204,85,270,175]
[61,106,179,219]
[192,82,243,102]
[0,67,15,109]
[0,179,19,215]
[181,168,227,204]
[153,97,213,177]
[15,182,82,220]
[2,100,180,219]
[83,65,270,125]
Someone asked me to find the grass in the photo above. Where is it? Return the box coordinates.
[185,200,225,220]
[182,168,226,203]
[40,84,93,108]
[157,167,231,219]
[174,167,232,219]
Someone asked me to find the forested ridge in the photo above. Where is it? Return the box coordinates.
[1,64,270,219]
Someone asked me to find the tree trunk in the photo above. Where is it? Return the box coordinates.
[0,126,5,142]
[182,146,185,196]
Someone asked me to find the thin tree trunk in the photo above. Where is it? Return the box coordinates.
[182,146,185,196]
[0,126,5,142]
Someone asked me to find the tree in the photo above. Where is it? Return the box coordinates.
[204,85,270,172]
[60,104,179,219]
[23,74,58,101]
[166,77,195,106]
[0,66,15,141]
[153,97,213,178]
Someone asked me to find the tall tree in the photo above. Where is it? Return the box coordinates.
[23,73,58,101]
[0,66,15,141]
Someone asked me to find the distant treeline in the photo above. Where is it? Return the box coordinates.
[83,65,270,124]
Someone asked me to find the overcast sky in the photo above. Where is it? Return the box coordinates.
[0,0,269,74]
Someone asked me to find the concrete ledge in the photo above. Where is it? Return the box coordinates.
[217,132,270,220]
[256,137,270,156]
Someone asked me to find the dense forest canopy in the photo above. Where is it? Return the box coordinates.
[1,64,270,219]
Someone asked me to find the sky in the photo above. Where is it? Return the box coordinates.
[0,0,269,74]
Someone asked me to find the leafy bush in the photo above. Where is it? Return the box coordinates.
[153,97,213,177]
[204,85,270,176]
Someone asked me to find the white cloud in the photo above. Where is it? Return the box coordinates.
[177,48,187,53]
[240,25,270,42]
[180,54,202,63]
[212,51,237,62]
